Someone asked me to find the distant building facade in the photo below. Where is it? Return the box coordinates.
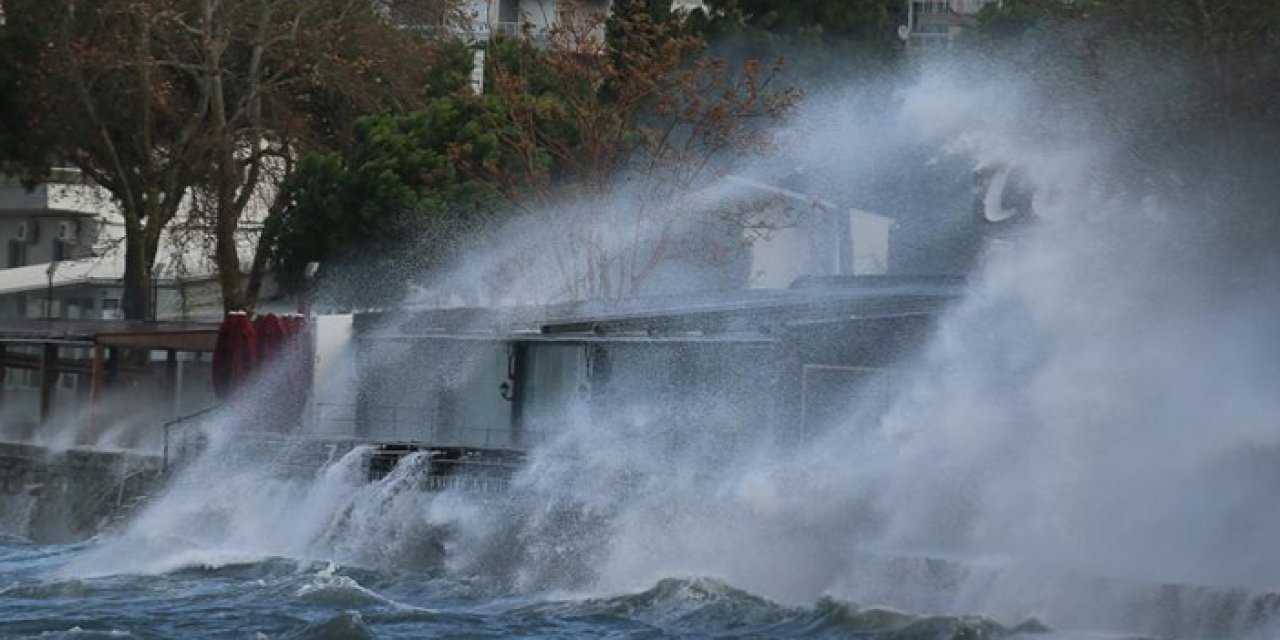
[0,171,245,324]
[450,0,704,41]
[902,0,1001,50]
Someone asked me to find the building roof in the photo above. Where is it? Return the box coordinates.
[0,318,220,350]
[0,208,99,219]
[0,256,220,297]
[357,276,965,340]
[0,257,125,297]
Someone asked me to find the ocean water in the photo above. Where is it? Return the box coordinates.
[0,538,1085,640]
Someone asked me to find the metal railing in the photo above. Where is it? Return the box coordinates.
[313,402,554,451]
[399,21,528,43]
[161,404,223,471]
[159,401,557,489]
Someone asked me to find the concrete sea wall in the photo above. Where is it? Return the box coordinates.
[0,442,163,543]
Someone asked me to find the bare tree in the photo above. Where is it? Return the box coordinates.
[481,6,797,300]
[8,0,457,317]
[11,0,212,319]
[184,0,451,312]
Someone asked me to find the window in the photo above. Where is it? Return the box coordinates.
[51,238,65,262]
[6,240,24,268]
[913,1,949,15]
[102,298,120,310]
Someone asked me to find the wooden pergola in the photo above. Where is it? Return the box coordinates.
[0,319,219,434]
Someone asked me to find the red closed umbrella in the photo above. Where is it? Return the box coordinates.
[212,311,258,400]
[280,314,313,429]
[253,313,288,364]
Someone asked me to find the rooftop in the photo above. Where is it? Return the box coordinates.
[357,276,965,340]
[0,317,219,350]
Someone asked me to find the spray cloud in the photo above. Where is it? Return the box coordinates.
[62,41,1280,638]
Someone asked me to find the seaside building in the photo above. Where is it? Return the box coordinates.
[267,275,961,491]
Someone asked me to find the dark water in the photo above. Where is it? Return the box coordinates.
[0,541,1072,640]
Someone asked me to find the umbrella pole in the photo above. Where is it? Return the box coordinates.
[88,342,105,443]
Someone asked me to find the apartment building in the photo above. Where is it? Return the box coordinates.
[450,0,703,39]
[902,0,1001,50]
[0,167,272,324]
[0,171,123,321]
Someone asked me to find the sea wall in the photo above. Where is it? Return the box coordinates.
[0,442,163,543]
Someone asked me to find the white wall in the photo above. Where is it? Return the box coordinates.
[850,209,894,276]
[308,314,357,436]
[748,227,812,289]
[748,208,896,288]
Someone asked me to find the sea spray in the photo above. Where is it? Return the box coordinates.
[420,62,1280,638]
[49,52,1280,640]
[64,443,441,577]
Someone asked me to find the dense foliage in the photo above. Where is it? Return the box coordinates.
[270,96,524,298]
[274,5,794,304]
[0,25,40,178]
[5,0,1279,312]
[972,0,1280,244]
[687,0,906,80]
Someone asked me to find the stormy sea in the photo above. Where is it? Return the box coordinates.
[2,432,1278,640]
[0,541,1060,640]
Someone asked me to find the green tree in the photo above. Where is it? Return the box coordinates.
[271,95,529,305]
[975,0,1280,111]
[0,11,53,177]
[0,23,25,171]
[971,0,1280,245]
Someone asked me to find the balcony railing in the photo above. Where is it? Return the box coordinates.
[398,20,542,44]
[314,402,552,450]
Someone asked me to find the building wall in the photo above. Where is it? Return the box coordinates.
[905,0,1001,50]
[11,284,117,321]
[353,339,514,445]
[0,277,230,323]
[0,213,99,271]
[0,161,278,323]
[0,174,115,269]
[461,0,701,39]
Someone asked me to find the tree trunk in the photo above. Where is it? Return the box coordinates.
[215,201,245,312]
[203,0,244,315]
[120,222,155,321]
[243,201,284,311]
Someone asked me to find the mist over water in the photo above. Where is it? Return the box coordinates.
[21,54,1280,638]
